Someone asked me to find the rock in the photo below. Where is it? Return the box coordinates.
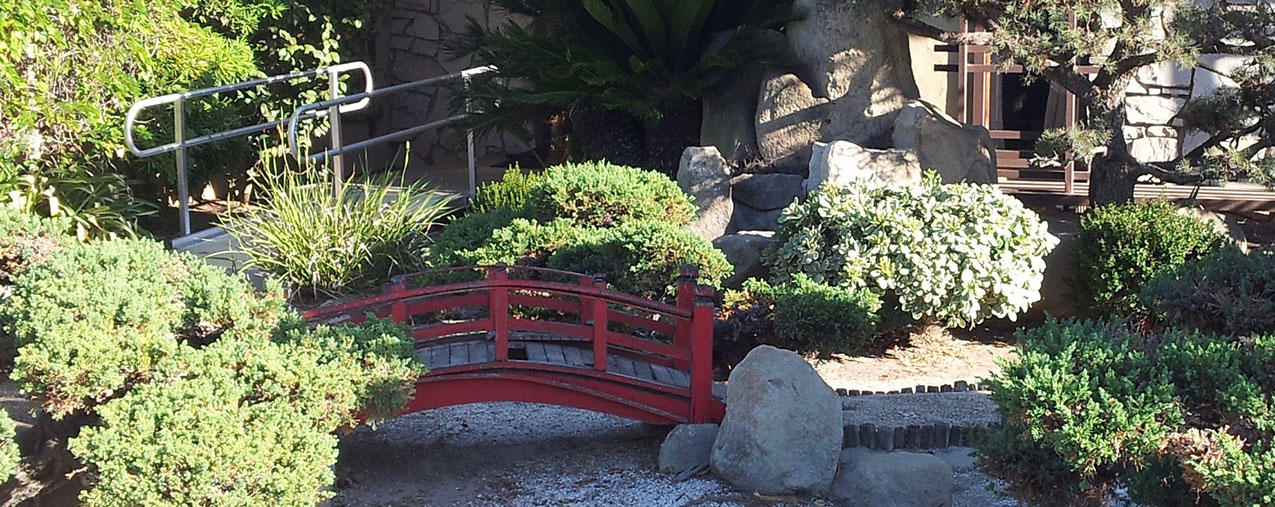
[677,147,733,241]
[712,232,776,288]
[892,100,998,184]
[732,173,806,211]
[728,204,784,233]
[1125,96,1186,126]
[710,345,842,495]
[659,423,720,474]
[806,140,921,192]
[754,0,919,168]
[1178,207,1247,252]
[1130,136,1180,163]
[830,448,954,507]
[701,31,784,162]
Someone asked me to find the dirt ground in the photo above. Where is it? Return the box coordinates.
[812,324,1018,393]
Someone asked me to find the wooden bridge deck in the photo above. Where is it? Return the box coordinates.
[418,336,692,390]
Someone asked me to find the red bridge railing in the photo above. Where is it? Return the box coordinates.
[303,264,722,423]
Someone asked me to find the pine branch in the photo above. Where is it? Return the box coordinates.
[1117,152,1205,185]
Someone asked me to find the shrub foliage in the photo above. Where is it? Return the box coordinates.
[978,318,1275,506]
[719,275,881,360]
[0,411,16,483]
[0,238,421,503]
[1141,247,1275,337]
[1071,201,1225,317]
[767,175,1058,327]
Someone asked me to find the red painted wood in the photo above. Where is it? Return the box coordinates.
[306,264,726,425]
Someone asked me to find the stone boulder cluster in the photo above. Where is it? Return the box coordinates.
[658,346,955,505]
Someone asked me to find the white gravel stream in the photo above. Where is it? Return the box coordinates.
[331,402,1015,506]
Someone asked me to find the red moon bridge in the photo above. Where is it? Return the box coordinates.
[303,264,725,424]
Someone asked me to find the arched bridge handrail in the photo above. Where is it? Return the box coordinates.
[303,264,695,321]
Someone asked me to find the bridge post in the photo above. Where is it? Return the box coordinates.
[690,285,715,423]
[673,265,698,370]
[591,276,609,371]
[389,276,408,323]
[490,264,510,361]
[579,273,601,326]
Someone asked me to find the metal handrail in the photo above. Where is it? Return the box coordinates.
[124,61,374,235]
[287,65,495,196]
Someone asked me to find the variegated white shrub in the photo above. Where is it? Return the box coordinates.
[766,173,1059,327]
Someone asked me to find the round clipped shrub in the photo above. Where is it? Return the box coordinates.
[719,275,881,360]
[978,318,1275,506]
[1071,201,1225,317]
[1141,247,1275,337]
[1,239,284,417]
[0,411,17,483]
[524,161,696,227]
[767,175,1059,327]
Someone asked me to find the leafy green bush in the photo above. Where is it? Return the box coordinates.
[0,411,17,483]
[1,239,285,417]
[525,161,696,227]
[767,175,1059,327]
[436,218,730,299]
[223,169,452,297]
[1071,201,1225,317]
[719,276,881,359]
[978,318,1275,506]
[3,236,420,503]
[0,207,70,286]
[472,165,540,213]
[1142,247,1275,336]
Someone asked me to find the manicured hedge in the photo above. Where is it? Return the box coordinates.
[719,275,881,360]
[1141,247,1275,336]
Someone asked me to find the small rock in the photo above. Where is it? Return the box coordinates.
[830,448,954,507]
[677,147,733,241]
[712,231,776,288]
[806,140,921,192]
[732,173,807,211]
[710,346,842,495]
[659,423,720,474]
[728,204,784,232]
[892,100,998,184]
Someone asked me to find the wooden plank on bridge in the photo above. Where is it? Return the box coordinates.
[448,342,470,366]
[468,341,488,366]
[545,342,569,366]
[561,344,587,367]
[525,341,549,363]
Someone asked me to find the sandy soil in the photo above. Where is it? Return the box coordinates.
[812,325,1018,393]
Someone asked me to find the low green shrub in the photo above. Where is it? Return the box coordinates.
[3,236,420,503]
[524,161,696,227]
[472,166,540,213]
[1071,201,1225,317]
[222,169,451,297]
[0,411,16,483]
[719,276,881,360]
[1,239,285,417]
[0,207,71,286]
[978,318,1275,506]
[434,218,730,299]
[767,175,1059,327]
[1141,247,1275,336]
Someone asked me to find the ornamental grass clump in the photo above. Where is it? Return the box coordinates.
[767,174,1059,327]
[977,318,1275,506]
[222,167,451,297]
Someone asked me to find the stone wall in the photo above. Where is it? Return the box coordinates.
[367,0,524,171]
[1124,55,1255,162]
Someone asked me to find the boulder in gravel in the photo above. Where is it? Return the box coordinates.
[806,140,921,192]
[712,231,775,288]
[830,448,954,507]
[710,345,842,495]
[732,173,806,211]
[677,147,733,241]
[659,423,720,474]
[892,100,998,184]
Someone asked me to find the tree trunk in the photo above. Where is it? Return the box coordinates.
[567,106,646,168]
[1087,98,1138,206]
[642,97,703,178]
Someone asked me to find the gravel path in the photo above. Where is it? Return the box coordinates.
[332,402,1015,506]
[840,392,1001,428]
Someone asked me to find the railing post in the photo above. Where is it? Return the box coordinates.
[173,97,191,236]
[673,264,698,370]
[390,276,408,324]
[464,73,477,199]
[579,274,598,326]
[327,67,344,195]
[489,264,510,361]
[591,275,608,372]
[690,285,715,423]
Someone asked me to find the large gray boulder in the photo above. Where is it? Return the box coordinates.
[732,173,806,211]
[728,205,784,233]
[677,147,733,241]
[754,0,919,168]
[700,31,785,162]
[806,140,921,192]
[892,100,998,184]
[830,448,954,507]
[710,345,842,495]
[712,231,776,288]
[659,423,720,474]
